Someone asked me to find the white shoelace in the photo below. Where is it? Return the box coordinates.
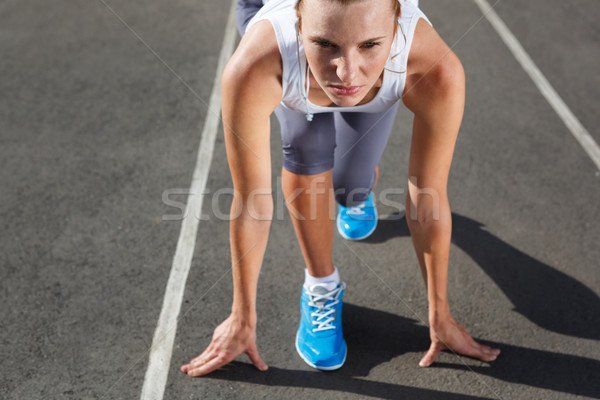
[346,203,366,216]
[307,285,341,332]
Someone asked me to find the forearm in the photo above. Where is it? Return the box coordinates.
[229,195,273,326]
[406,192,452,324]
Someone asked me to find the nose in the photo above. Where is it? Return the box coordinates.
[335,52,357,84]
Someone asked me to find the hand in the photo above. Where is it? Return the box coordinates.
[181,314,268,376]
[419,314,501,367]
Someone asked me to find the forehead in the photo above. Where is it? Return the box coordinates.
[300,0,395,40]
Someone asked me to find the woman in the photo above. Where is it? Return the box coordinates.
[181,0,500,376]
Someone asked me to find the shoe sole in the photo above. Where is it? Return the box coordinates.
[295,331,347,371]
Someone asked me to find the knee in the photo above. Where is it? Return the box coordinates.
[282,169,332,197]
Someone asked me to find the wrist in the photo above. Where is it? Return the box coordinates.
[428,302,451,328]
[230,306,257,328]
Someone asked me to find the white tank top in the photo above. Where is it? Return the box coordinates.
[246,0,431,119]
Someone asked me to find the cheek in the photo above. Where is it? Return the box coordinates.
[366,50,389,72]
[358,57,385,82]
[306,52,334,77]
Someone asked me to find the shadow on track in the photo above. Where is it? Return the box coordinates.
[189,212,600,398]
[344,304,600,399]
[200,304,599,398]
[365,212,600,341]
[203,361,492,400]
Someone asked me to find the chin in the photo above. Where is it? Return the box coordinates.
[330,94,363,107]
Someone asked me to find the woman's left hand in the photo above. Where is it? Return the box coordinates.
[419,314,501,367]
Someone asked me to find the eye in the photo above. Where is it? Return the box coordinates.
[362,41,380,49]
[313,40,334,48]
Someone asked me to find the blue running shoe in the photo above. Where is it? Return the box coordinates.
[336,192,378,240]
[296,281,347,371]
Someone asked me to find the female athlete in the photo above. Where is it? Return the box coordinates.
[182,0,500,376]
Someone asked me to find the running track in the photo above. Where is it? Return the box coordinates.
[1,0,599,399]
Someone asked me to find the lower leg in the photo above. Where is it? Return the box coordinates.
[282,168,335,278]
[285,169,346,371]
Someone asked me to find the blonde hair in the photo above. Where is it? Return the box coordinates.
[295,0,402,19]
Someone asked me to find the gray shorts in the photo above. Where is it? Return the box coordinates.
[236,0,400,206]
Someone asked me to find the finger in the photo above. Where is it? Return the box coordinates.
[181,355,211,373]
[461,341,500,362]
[187,353,231,377]
[468,337,501,360]
[190,346,214,365]
[419,342,445,368]
[181,348,213,373]
[182,348,220,374]
[181,355,212,374]
[245,344,268,371]
[190,350,221,369]
[476,344,501,362]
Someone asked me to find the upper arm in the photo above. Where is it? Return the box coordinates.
[402,19,465,196]
[221,20,283,198]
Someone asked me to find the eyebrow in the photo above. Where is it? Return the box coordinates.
[307,35,387,45]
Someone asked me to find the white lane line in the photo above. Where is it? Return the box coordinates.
[473,0,600,171]
[139,0,238,398]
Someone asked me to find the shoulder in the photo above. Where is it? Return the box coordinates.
[223,20,283,95]
[222,20,283,113]
[403,19,465,112]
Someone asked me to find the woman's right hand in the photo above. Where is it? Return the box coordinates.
[180,314,268,377]
[180,18,281,379]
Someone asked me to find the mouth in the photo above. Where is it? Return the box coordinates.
[328,85,362,96]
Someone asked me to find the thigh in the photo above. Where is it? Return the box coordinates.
[332,102,400,206]
[274,105,336,176]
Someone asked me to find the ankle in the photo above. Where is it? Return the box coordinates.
[304,266,340,288]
